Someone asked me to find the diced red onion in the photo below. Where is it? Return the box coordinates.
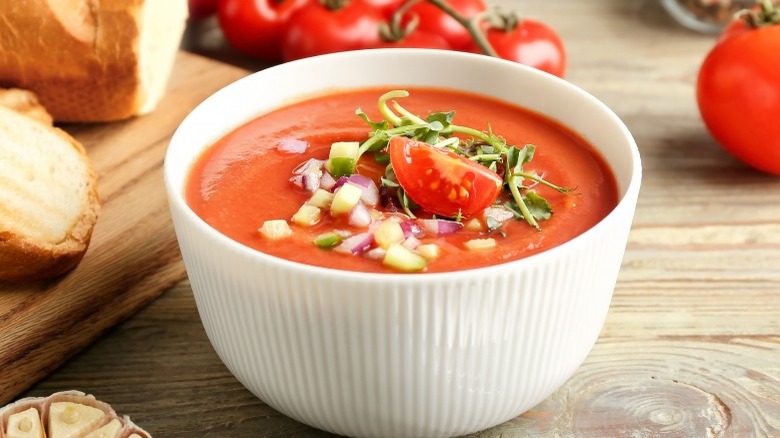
[400,220,424,238]
[346,174,372,188]
[278,138,309,154]
[301,172,321,193]
[366,247,386,260]
[292,158,324,175]
[485,206,515,223]
[402,236,421,250]
[332,176,349,191]
[418,219,464,236]
[290,170,321,193]
[348,201,372,228]
[348,175,379,206]
[290,158,324,193]
[319,172,336,190]
[334,232,374,254]
[289,174,304,189]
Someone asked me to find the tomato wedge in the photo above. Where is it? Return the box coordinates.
[388,136,503,218]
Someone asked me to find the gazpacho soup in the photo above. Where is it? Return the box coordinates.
[186,88,618,273]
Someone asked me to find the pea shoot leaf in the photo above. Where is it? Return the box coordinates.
[355,108,389,131]
[524,191,552,221]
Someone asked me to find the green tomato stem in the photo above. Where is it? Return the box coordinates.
[424,0,499,56]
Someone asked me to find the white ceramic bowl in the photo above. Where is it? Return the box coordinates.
[165,49,641,438]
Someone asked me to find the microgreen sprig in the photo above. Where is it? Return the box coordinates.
[357,90,573,229]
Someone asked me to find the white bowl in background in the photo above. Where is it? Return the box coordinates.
[165,49,641,438]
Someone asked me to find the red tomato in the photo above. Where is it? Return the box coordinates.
[361,0,405,18]
[281,0,385,61]
[388,136,503,218]
[189,0,218,20]
[465,18,566,78]
[697,14,780,174]
[408,0,487,50]
[217,0,308,62]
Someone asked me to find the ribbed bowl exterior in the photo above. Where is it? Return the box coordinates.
[165,49,642,437]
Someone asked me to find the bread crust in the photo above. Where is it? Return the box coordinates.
[0,90,99,282]
[0,0,184,122]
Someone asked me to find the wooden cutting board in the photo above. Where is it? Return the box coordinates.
[0,52,249,406]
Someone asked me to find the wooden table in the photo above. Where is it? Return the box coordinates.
[16,0,780,436]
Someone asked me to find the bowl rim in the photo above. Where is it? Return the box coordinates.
[165,48,642,282]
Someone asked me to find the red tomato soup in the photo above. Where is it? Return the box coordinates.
[186,87,618,273]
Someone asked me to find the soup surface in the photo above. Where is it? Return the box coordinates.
[186,87,618,273]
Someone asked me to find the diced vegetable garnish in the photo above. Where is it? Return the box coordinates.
[373,220,404,249]
[314,232,344,249]
[419,218,464,236]
[334,232,374,254]
[319,171,337,190]
[292,158,325,175]
[331,182,363,215]
[366,247,387,260]
[292,204,322,227]
[464,238,496,250]
[259,220,293,240]
[277,138,309,154]
[307,189,334,209]
[383,244,427,272]
[348,201,373,227]
[402,235,421,250]
[400,220,424,238]
[464,218,484,232]
[278,90,575,272]
[290,158,324,193]
[416,244,441,260]
[326,141,359,178]
[345,174,380,206]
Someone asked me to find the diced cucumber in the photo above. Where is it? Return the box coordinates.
[383,244,427,272]
[326,141,360,177]
[307,188,334,209]
[330,183,363,215]
[326,157,356,178]
[416,244,441,260]
[314,232,344,249]
[464,238,496,250]
[259,220,293,240]
[291,204,322,227]
[464,218,484,232]
[329,141,360,159]
[373,220,404,249]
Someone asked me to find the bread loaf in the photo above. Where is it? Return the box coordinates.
[0,88,99,282]
[0,0,188,122]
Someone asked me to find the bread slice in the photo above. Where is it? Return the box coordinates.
[0,89,53,126]
[0,0,188,122]
[0,89,99,282]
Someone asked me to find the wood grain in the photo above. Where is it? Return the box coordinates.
[11,0,780,437]
[0,52,248,406]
